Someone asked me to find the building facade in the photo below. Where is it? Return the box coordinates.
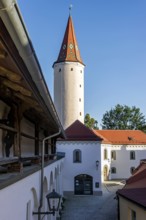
[94,130,146,182]
[117,161,146,220]
[57,127,146,196]
[57,120,102,196]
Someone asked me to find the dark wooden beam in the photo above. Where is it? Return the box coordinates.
[35,123,39,155]
[0,123,17,133]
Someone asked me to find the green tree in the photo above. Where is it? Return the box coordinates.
[102,104,146,131]
[84,113,98,129]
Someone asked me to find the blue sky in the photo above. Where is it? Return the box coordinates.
[18,0,146,127]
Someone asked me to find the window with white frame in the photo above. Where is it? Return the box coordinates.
[73,149,82,163]
[130,151,135,160]
[111,150,116,160]
[104,149,108,160]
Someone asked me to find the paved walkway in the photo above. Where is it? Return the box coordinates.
[61,181,124,220]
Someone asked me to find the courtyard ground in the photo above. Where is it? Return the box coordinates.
[61,180,124,220]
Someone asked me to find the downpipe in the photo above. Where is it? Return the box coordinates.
[38,129,61,220]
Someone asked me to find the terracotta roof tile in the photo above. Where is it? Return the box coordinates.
[118,188,146,208]
[54,15,84,65]
[93,130,146,145]
[61,120,102,141]
[117,162,146,208]
[126,162,146,185]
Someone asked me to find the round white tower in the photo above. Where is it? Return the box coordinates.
[53,15,85,129]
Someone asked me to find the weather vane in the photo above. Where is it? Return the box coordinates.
[69,4,73,15]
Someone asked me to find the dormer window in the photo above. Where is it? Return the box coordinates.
[71,68,73,71]
[128,136,134,141]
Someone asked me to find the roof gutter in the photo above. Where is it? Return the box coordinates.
[0,0,65,136]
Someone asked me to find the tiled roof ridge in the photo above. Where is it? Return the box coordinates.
[64,120,103,141]
[126,163,146,184]
[117,187,146,208]
[93,129,146,145]
[93,129,110,143]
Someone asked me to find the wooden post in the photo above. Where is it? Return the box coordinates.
[14,105,21,157]
[35,123,39,155]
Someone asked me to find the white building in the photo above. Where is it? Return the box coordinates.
[57,124,146,196]
[57,120,102,196]
[53,11,146,197]
[53,14,85,129]
[1,2,146,219]
[94,130,146,182]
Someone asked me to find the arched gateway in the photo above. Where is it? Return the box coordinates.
[74,174,93,195]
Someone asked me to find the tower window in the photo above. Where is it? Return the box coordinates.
[71,68,73,71]
[59,68,61,72]
[80,70,82,73]
[80,112,82,116]
[79,84,81,88]
[79,98,81,102]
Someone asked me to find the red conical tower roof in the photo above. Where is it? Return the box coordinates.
[54,15,84,65]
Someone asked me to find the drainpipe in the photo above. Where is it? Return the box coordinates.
[38,129,61,220]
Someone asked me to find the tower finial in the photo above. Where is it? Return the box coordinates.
[69,4,73,15]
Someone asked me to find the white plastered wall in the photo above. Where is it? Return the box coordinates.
[57,141,102,195]
[101,144,146,180]
[54,62,84,129]
[0,158,64,220]
[119,196,146,220]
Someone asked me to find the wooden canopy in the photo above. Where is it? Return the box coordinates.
[0,17,64,137]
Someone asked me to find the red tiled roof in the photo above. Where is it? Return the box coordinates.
[125,162,146,185]
[61,120,102,141]
[117,162,146,208]
[93,130,146,145]
[118,188,146,208]
[54,15,84,65]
